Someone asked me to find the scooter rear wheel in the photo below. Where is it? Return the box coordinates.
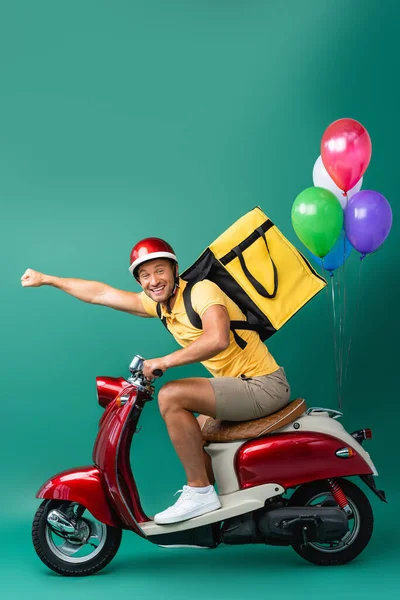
[32,500,122,576]
[288,478,373,566]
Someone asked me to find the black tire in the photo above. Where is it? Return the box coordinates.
[288,478,373,566]
[32,500,122,576]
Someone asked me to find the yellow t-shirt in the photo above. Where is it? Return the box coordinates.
[140,278,279,379]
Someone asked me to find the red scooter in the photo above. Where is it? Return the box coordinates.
[32,355,385,576]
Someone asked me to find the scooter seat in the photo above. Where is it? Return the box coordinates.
[201,398,306,442]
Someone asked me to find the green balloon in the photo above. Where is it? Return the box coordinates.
[291,187,343,258]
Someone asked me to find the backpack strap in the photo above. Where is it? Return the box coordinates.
[229,320,266,349]
[229,320,264,334]
[183,282,249,350]
[156,302,169,332]
[230,328,247,350]
[183,282,202,329]
[157,283,258,351]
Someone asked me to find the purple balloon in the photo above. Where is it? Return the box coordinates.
[344,190,392,255]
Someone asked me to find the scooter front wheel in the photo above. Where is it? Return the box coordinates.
[288,478,373,566]
[32,500,122,576]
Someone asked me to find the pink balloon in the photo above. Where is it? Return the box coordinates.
[321,118,372,193]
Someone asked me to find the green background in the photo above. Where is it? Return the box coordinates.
[1,0,399,598]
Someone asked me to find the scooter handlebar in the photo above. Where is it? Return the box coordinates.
[152,369,164,378]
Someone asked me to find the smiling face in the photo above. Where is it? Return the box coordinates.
[137,258,178,304]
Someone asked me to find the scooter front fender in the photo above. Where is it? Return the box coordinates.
[36,466,122,528]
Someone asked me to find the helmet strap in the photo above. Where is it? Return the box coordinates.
[166,276,179,314]
[165,267,179,314]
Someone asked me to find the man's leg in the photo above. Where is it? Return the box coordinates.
[197,414,215,486]
[157,378,217,487]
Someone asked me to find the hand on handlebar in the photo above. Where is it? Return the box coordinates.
[142,358,167,380]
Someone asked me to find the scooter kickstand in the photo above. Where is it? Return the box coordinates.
[301,526,309,548]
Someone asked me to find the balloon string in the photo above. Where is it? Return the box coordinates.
[322,261,331,308]
[329,271,341,407]
[322,264,341,409]
[339,223,348,411]
[338,192,348,411]
[337,264,342,410]
[336,267,344,411]
[344,256,364,383]
[341,236,347,409]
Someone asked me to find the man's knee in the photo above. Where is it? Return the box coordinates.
[158,381,180,418]
[158,381,217,420]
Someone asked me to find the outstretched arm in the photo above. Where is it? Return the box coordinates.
[20,268,149,317]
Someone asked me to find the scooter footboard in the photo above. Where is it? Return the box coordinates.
[36,465,121,528]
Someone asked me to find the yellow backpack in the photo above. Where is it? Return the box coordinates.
[157,206,327,348]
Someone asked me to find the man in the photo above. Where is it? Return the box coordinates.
[21,237,291,525]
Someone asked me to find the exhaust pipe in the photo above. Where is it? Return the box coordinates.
[47,509,76,535]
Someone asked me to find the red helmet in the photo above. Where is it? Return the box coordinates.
[129,237,177,278]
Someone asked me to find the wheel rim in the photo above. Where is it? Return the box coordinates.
[304,492,361,553]
[45,504,107,564]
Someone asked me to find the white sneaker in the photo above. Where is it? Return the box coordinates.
[154,485,222,525]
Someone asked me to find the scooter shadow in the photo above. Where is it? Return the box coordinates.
[111,546,303,575]
[107,523,394,576]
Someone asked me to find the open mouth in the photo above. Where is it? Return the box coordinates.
[150,285,166,296]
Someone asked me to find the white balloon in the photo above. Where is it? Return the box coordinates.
[312,155,363,209]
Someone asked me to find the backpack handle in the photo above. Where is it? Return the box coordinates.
[232,226,278,299]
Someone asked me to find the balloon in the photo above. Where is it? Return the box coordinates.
[292,187,343,258]
[321,118,372,192]
[344,190,393,255]
[312,155,363,209]
[308,229,353,272]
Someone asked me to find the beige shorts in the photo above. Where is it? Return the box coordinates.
[209,367,291,421]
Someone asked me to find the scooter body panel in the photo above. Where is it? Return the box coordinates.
[278,411,378,475]
[96,376,131,409]
[92,390,149,532]
[141,482,285,536]
[205,442,243,494]
[36,466,122,528]
[236,431,374,490]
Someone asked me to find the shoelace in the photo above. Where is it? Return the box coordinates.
[173,486,192,505]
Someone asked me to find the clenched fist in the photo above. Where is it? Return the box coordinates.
[21,268,45,287]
